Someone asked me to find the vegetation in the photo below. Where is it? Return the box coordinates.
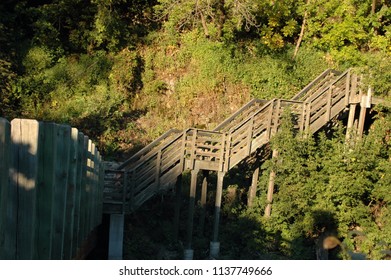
[1,0,391,259]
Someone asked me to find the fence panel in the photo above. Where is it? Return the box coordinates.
[0,118,104,260]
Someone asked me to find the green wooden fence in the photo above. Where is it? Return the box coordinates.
[0,118,104,260]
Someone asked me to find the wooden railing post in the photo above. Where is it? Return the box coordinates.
[325,86,332,122]
[345,70,351,106]
[246,115,255,156]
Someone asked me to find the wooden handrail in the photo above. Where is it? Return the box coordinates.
[292,69,341,101]
[116,128,181,170]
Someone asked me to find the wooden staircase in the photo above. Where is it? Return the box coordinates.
[103,68,372,214]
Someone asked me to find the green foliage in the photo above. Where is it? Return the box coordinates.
[244,112,391,259]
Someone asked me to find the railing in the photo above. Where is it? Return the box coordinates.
[0,118,104,260]
[104,68,363,214]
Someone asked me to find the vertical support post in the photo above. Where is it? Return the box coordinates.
[357,96,368,138]
[199,171,209,235]
[246,116,255,155]
[345,104,357,141]
[305,102,311,132]
[266,101,274,140]
[344,70,351,106]
[299,102,305,132]
[265,149,278,218]
[190,129,197,170]
[350,74,358,103]
[173,174,182,242]
[247,167,260,208]
[108,214,124,260]
[210,171,225,258]
[325,86,332,122]
[184,168,199,259]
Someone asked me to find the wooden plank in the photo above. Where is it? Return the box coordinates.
[0,118,10,259]
[79,136,89,243]
[325,86,333,122]
[63,127,78,259]
[51,124,71,260]
[185,168,199,249]
[5,119,18,260]
[10,119,41,259]
[212,171,225,242]
[86,140,94,236]
[35,122,56,260]
[72,132,85,256]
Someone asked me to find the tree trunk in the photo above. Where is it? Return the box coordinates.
[292,10,307,60]
[292,0,310,60]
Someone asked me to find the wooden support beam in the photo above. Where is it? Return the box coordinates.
[212,171,225,242]
[210,171,225,258]
[357,96,368,138]
[345,103,357,141]
[185,168,199,250]
[199,171,209,235]
[247,167,259,208]
[108,214,124,260]
[265,149,278,218]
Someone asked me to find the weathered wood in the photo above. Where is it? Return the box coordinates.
[35,122,56,260]
[199,171,209,235]
[185,168,199,249]
[357,99,368,138]
[212,171,225,242]
[10,119,41,259]
[108,214,124,260]
[0,118,11,259]
[62,128,78,259]
[325,86,333,122]
[72,132,85,256]
[51,124,71,260]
